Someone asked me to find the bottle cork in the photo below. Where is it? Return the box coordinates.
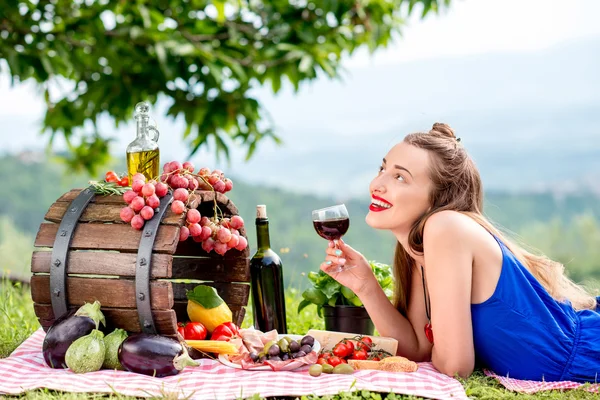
[256,205,267,219]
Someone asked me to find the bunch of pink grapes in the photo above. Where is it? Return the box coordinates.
[119,163,248,255]
[119,173,169,230]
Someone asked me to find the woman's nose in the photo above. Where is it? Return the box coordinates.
[370,175,387,194]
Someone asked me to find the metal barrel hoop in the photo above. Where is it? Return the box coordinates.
[49,186,96,319]
[135,192,174,334]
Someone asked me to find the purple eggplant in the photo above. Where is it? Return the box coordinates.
[118,333,198,377]
[42,301,106,369]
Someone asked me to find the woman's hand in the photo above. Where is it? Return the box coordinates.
[320,239,376,296]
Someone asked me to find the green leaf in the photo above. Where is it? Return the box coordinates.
[297,299,313,313]
[213,0,226,23]
[298,55,313,73]
[302,287,327,305]
[186,285,224,309]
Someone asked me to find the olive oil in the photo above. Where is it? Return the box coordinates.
[126,102,160,182]
[127,149,160,182]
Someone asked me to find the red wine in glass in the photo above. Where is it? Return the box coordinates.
[313,218,349,240]
[312,204,354,273]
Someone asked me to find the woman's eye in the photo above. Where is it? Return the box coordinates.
[378,166,384,173]
[396,175,405,182]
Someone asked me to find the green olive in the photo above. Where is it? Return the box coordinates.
[321,363,334,374]
[282,336,294,344]
[309,364,323,377]
[278,339,290,353]
[333,364,355,375]
[263,340,276,353]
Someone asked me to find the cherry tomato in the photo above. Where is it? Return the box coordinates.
[318,351,332,360]
[358,336,373,350]
[177,322,186,338]
[317,358,330,366]
[350,348,368,360]
[105,171,119,183]
[184,322,208,340]
[328,356,343,367]
[333,342,350,358]
[343,339,355,354]
[118,176,129,187]
[371,357,381,361]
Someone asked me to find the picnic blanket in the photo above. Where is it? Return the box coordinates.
[484,370,600,394]
[0,329,467,400]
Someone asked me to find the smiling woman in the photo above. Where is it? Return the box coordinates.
[318,122,600,383]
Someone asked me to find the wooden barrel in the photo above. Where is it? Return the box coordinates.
[31,189,250,335]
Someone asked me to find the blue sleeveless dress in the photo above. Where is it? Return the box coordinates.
[470,237,600,382]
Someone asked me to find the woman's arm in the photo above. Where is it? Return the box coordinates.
[423,210,476,378]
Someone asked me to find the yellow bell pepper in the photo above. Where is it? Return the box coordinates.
[186,285,232,333]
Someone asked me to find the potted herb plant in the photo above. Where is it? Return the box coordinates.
[298,261,394,335]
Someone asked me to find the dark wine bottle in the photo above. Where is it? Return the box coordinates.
[250,205,287,333]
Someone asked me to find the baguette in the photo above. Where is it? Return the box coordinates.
[348,356,418,373]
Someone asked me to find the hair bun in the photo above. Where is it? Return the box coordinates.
[429,122,456,139]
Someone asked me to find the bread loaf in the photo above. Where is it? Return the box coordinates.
[348,356,418,373]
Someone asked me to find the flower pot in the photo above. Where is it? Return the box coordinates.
[323,305,374,335]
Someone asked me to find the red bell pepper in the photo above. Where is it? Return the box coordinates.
[177,322,186,338]
[210,321,239,341]
[184,322,208,340]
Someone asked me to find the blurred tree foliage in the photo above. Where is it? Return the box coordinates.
[0,0,450,175]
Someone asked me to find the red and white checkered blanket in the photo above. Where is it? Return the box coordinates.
[484,370,600,394]
[0,329,466,400]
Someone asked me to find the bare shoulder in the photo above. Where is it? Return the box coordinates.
[423,210,477,237]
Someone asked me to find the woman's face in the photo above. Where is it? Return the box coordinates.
[366,142,433,233]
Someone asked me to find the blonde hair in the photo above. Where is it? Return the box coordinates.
[392,123,596,316]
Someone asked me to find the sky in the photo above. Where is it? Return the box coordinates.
[1,0,599,195]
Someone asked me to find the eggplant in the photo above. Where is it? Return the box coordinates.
[43,301,106,369]
[118,333,198,377]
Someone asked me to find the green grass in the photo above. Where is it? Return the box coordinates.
[1,279,598,399]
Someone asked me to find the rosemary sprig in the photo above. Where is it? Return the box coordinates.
[88,180,129,196]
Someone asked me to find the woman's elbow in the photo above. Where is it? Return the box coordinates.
[436,361,474,379]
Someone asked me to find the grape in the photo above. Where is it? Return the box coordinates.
[173,175,189,189]
[216,226,232,244]
[182,161,195,173]
[301,336,315,347]
[186,209,201,224]
[214,241,228,255]
[140,206,155,220]
[192,234,203,243]
[173,188,189,202]
[198,167,211,176]
[160,173,169,182]
[130,196,145,212]
[179,226,190,241]
[123,190,138,204]
[201,237,215,253]
[200,216,210,226]
[213,180,226,193]
[230,228,240,236]
[199,225,212,241]
[155,182,169,197]
[219,218,230,228]
[188,223,202,237]
[132,173,146,183]
[131,214,145,230]
[227,234,239,249]
[120,207,135,223]
[212,169,224,178]
[207,174,220,185]
[146,194,160,209]
[235,236,248,251]
[141,183,155,197]
[188,178,199,191]
[131,180,144,193]
[171,200,186,214]
[224,178,233,192]
[249,352,259,362]
[170,161,183,172]
[197,179,211,190]
[163,162,174,173]
[230,215,244,230]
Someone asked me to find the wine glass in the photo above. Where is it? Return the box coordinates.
[312,204,353,273]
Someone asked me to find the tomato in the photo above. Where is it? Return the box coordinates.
[371,357,381,361]
[118,176,129,187]
[211,321,239,341]
[333,342,350,358]
[184,322,207,340]
[177,322,186,338]
[318,351,332,360]
[105,171,119,183]
[358,336,373,350]
[350,348,368,360]
[328,356,343,367]
[343,339,355,354]
[316,358,330,366]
